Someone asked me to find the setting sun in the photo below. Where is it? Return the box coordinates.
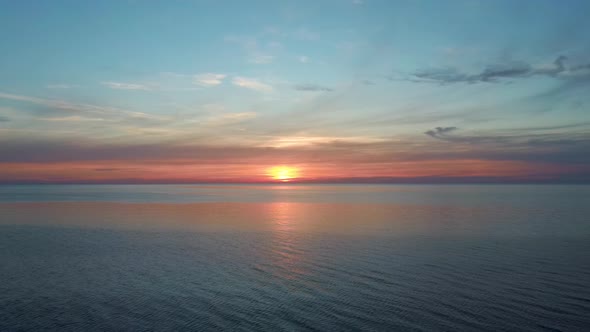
[267,166,299,182]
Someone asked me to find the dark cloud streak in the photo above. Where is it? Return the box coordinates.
[404,56,590,85]
[293,84,333,92]
[424,126,458,139]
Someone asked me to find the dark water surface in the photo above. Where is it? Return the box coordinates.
[1,185,590,331]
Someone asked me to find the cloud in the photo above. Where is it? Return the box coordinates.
[225,34,278,65]
[424,126,458,139]
[0,115,10,122]
[404,56,590,85]
[207,112,257,126]
[0,92,160,121]
[224,35,258,51]
[232,77,273,93]
[94,168,124,172]
[2,130,590,168]
[193,73,227,86]
[352,0,364,4]
[424,126,522,145]
[101,82,152,91]
[293,28,320,41]
[298,56,309,63]
[478,61,532,82]
[249,54,274,64]
[411,67,475,84]
[294,84,333,92]
[423,125,590,161]
[0,92,118,115]
[38,116,108,122]
[46,84,78,89]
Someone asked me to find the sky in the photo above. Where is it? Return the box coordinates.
[1,0,589,183]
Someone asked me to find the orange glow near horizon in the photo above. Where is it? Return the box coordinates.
[1,159,583,184]
[267,166,300,182]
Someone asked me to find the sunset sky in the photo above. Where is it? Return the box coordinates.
[1,0,589,183]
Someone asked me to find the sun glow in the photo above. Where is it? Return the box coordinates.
[267,166,299,182]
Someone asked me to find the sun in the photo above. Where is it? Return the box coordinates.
[267,166,299,182]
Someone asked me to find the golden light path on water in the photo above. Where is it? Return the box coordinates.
[268,201,307,280]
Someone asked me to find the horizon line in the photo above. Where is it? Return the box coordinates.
[1,177,589,185]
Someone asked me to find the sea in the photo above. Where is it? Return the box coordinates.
[1,184,589,331]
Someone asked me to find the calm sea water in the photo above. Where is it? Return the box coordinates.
[1,184,590,331]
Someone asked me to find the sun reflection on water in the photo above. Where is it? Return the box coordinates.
[268,202,308,280]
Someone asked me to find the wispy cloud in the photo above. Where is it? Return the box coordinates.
[293,27,320,41]
[193,73,227,86]
[38,116,109,122]
[224,35,258,50]
[424,126,517,145]
[294,84,333,92]
[93,167,139,172]
[46,84,78,89]
[249,54,274,64]
[207,112,257,126]
[101,82,152,91]
[423,125,590,161]
[403,56,590,85]
[3,131,590,168]
[232,77,273,93]
[0,92,159,120]
[224,34,277,65]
